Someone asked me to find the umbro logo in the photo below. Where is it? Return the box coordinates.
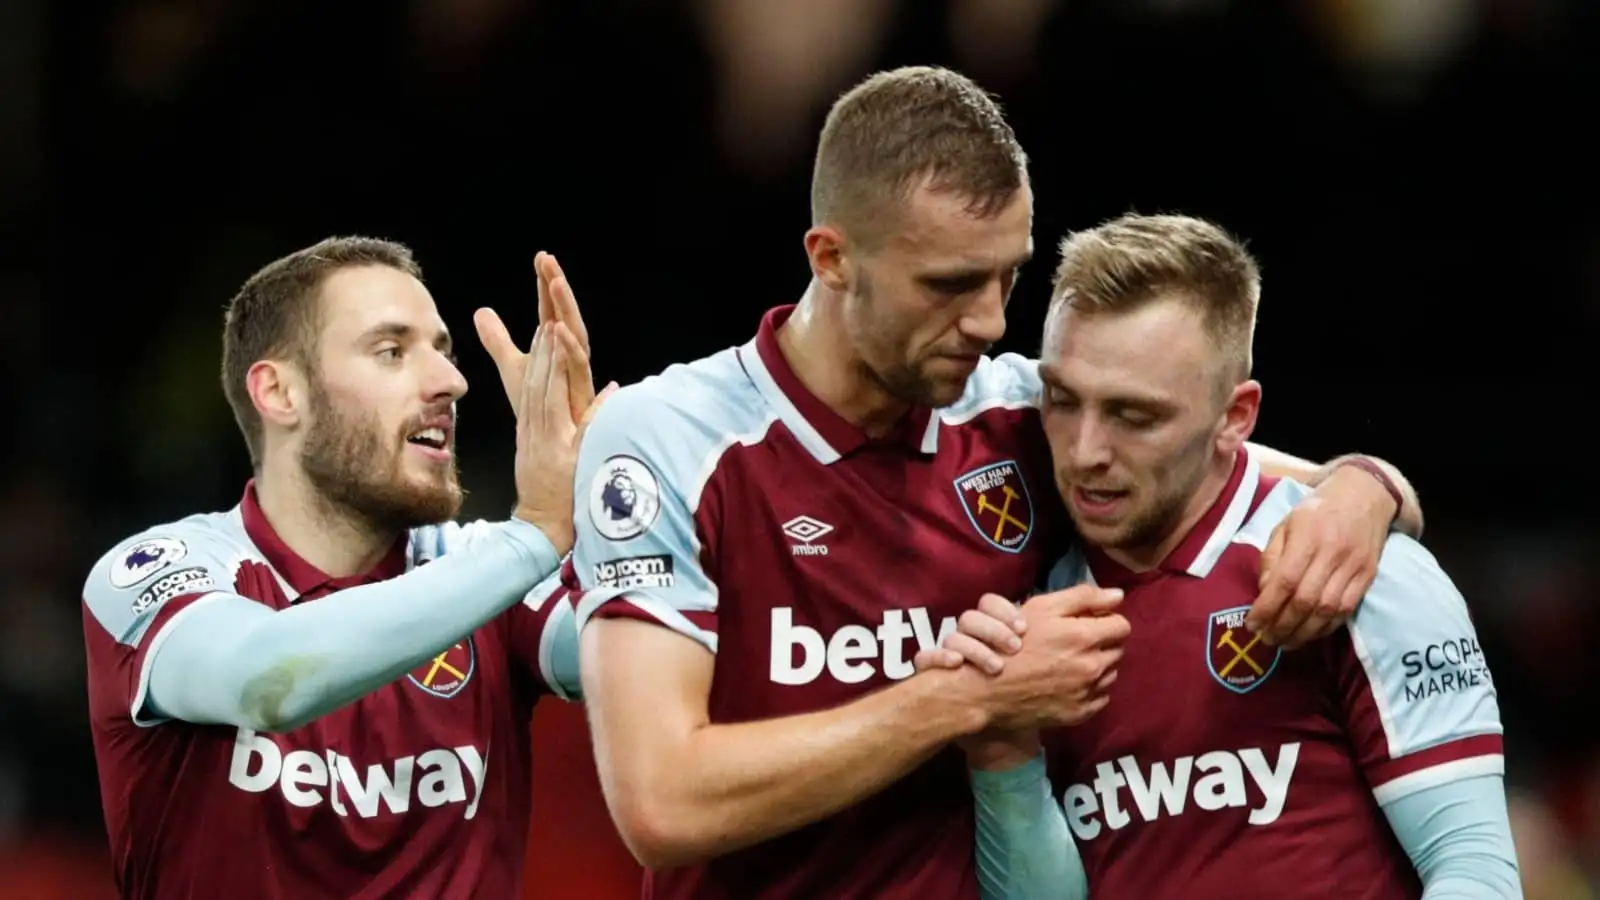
[782,515,833,557]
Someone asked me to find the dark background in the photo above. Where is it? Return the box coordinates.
[2,0,1595,896]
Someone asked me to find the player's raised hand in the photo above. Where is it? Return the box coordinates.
[484,319,614,554]
[535,252,589,354]
[1247,466,1393,649]
[476,252,596,422]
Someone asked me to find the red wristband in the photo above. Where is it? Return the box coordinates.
[1335,457,1403,521]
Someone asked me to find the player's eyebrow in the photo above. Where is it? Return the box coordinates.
[360,321,454,354]
[1037,363,1179,413]
[919,247,1034,283]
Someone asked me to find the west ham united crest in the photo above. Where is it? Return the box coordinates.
[953,460,1033,553]
[1207,606,1281,694]
[407,639,476,699]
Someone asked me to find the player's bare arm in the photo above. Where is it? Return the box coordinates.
[582,582,1126,869]
[1241,445,1423,648]
[130,294,599,734]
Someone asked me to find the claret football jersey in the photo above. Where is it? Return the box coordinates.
[572,306,1069,899]
[83,484,579,899]
[1040,451,1504,900]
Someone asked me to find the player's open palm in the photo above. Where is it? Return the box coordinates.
[476,252,594,422]
[478,319,611,555]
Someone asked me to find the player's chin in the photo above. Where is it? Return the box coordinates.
[401,480,465,523]
[919,362,979,406]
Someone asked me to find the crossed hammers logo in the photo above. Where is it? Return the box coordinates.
[420,643,468,688]
[1214,629,1266,678]
[976,485,1027,543]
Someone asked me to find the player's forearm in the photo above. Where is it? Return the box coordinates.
[1382,775,1523,899]
[147,520,561,732]
[1318,453,1423,538]
[606,668,987,868]
[971,754,1087,900]
[1247,443,1424,538]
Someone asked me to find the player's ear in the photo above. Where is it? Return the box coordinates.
[1216,379,1261,454]
[248,359,304,430]
[804,224,849,293]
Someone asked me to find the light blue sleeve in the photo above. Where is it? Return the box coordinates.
[570,374,741,653]
[1239,482,1504,796]
[532,566,583,700]
[85,518,561,732]
[971,754,1088,900]
[1382,774,1522,899]
[1042,547,1091,592]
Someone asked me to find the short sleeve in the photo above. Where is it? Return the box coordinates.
[570,384,723,654]
[504,562,583,701]
[82,522,243,726]
[1332,535,1505,805]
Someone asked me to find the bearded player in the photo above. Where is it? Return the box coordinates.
[569,67,1428,899]
[82,238,605,898]
[927,215,1519,899]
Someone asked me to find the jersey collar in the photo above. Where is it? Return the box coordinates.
[240,480,409,599]
[739,305,940,465]
[1085,450,1263,586]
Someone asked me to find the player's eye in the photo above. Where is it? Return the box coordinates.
[925,274,986,297]
[1044,387,1076,409]
[376,346,403,361]
[1118,409,1157,429]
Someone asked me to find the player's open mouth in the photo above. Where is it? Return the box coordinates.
[1072,486,1128,517]
[406,425,453,461]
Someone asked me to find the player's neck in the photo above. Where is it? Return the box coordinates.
[780,283,912,437]
[1102,452,1237,573]
[253,462,401,578]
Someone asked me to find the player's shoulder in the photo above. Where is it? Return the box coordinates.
[583,346,775,483]
[83,510,254,640]
[595,347,769,442]
[1233,478,1462,624]
[942,352,1041,423]
[85,510,253,595]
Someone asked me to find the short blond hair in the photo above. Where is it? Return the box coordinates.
[1049,213,1261,381]
[811,66,1028,249]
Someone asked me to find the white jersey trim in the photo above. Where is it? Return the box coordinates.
[740,339,840,465]
[1188,450,1262,577]
[1371,754,1505,806]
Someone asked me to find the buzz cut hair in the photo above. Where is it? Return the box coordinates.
[810,66,1029,249]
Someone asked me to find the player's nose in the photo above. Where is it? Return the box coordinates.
[958,281,1007,346]
[426,348,469,402]
[1066,417,1114,469]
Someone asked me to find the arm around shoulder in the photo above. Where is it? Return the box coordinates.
[1247,443,1424,538]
